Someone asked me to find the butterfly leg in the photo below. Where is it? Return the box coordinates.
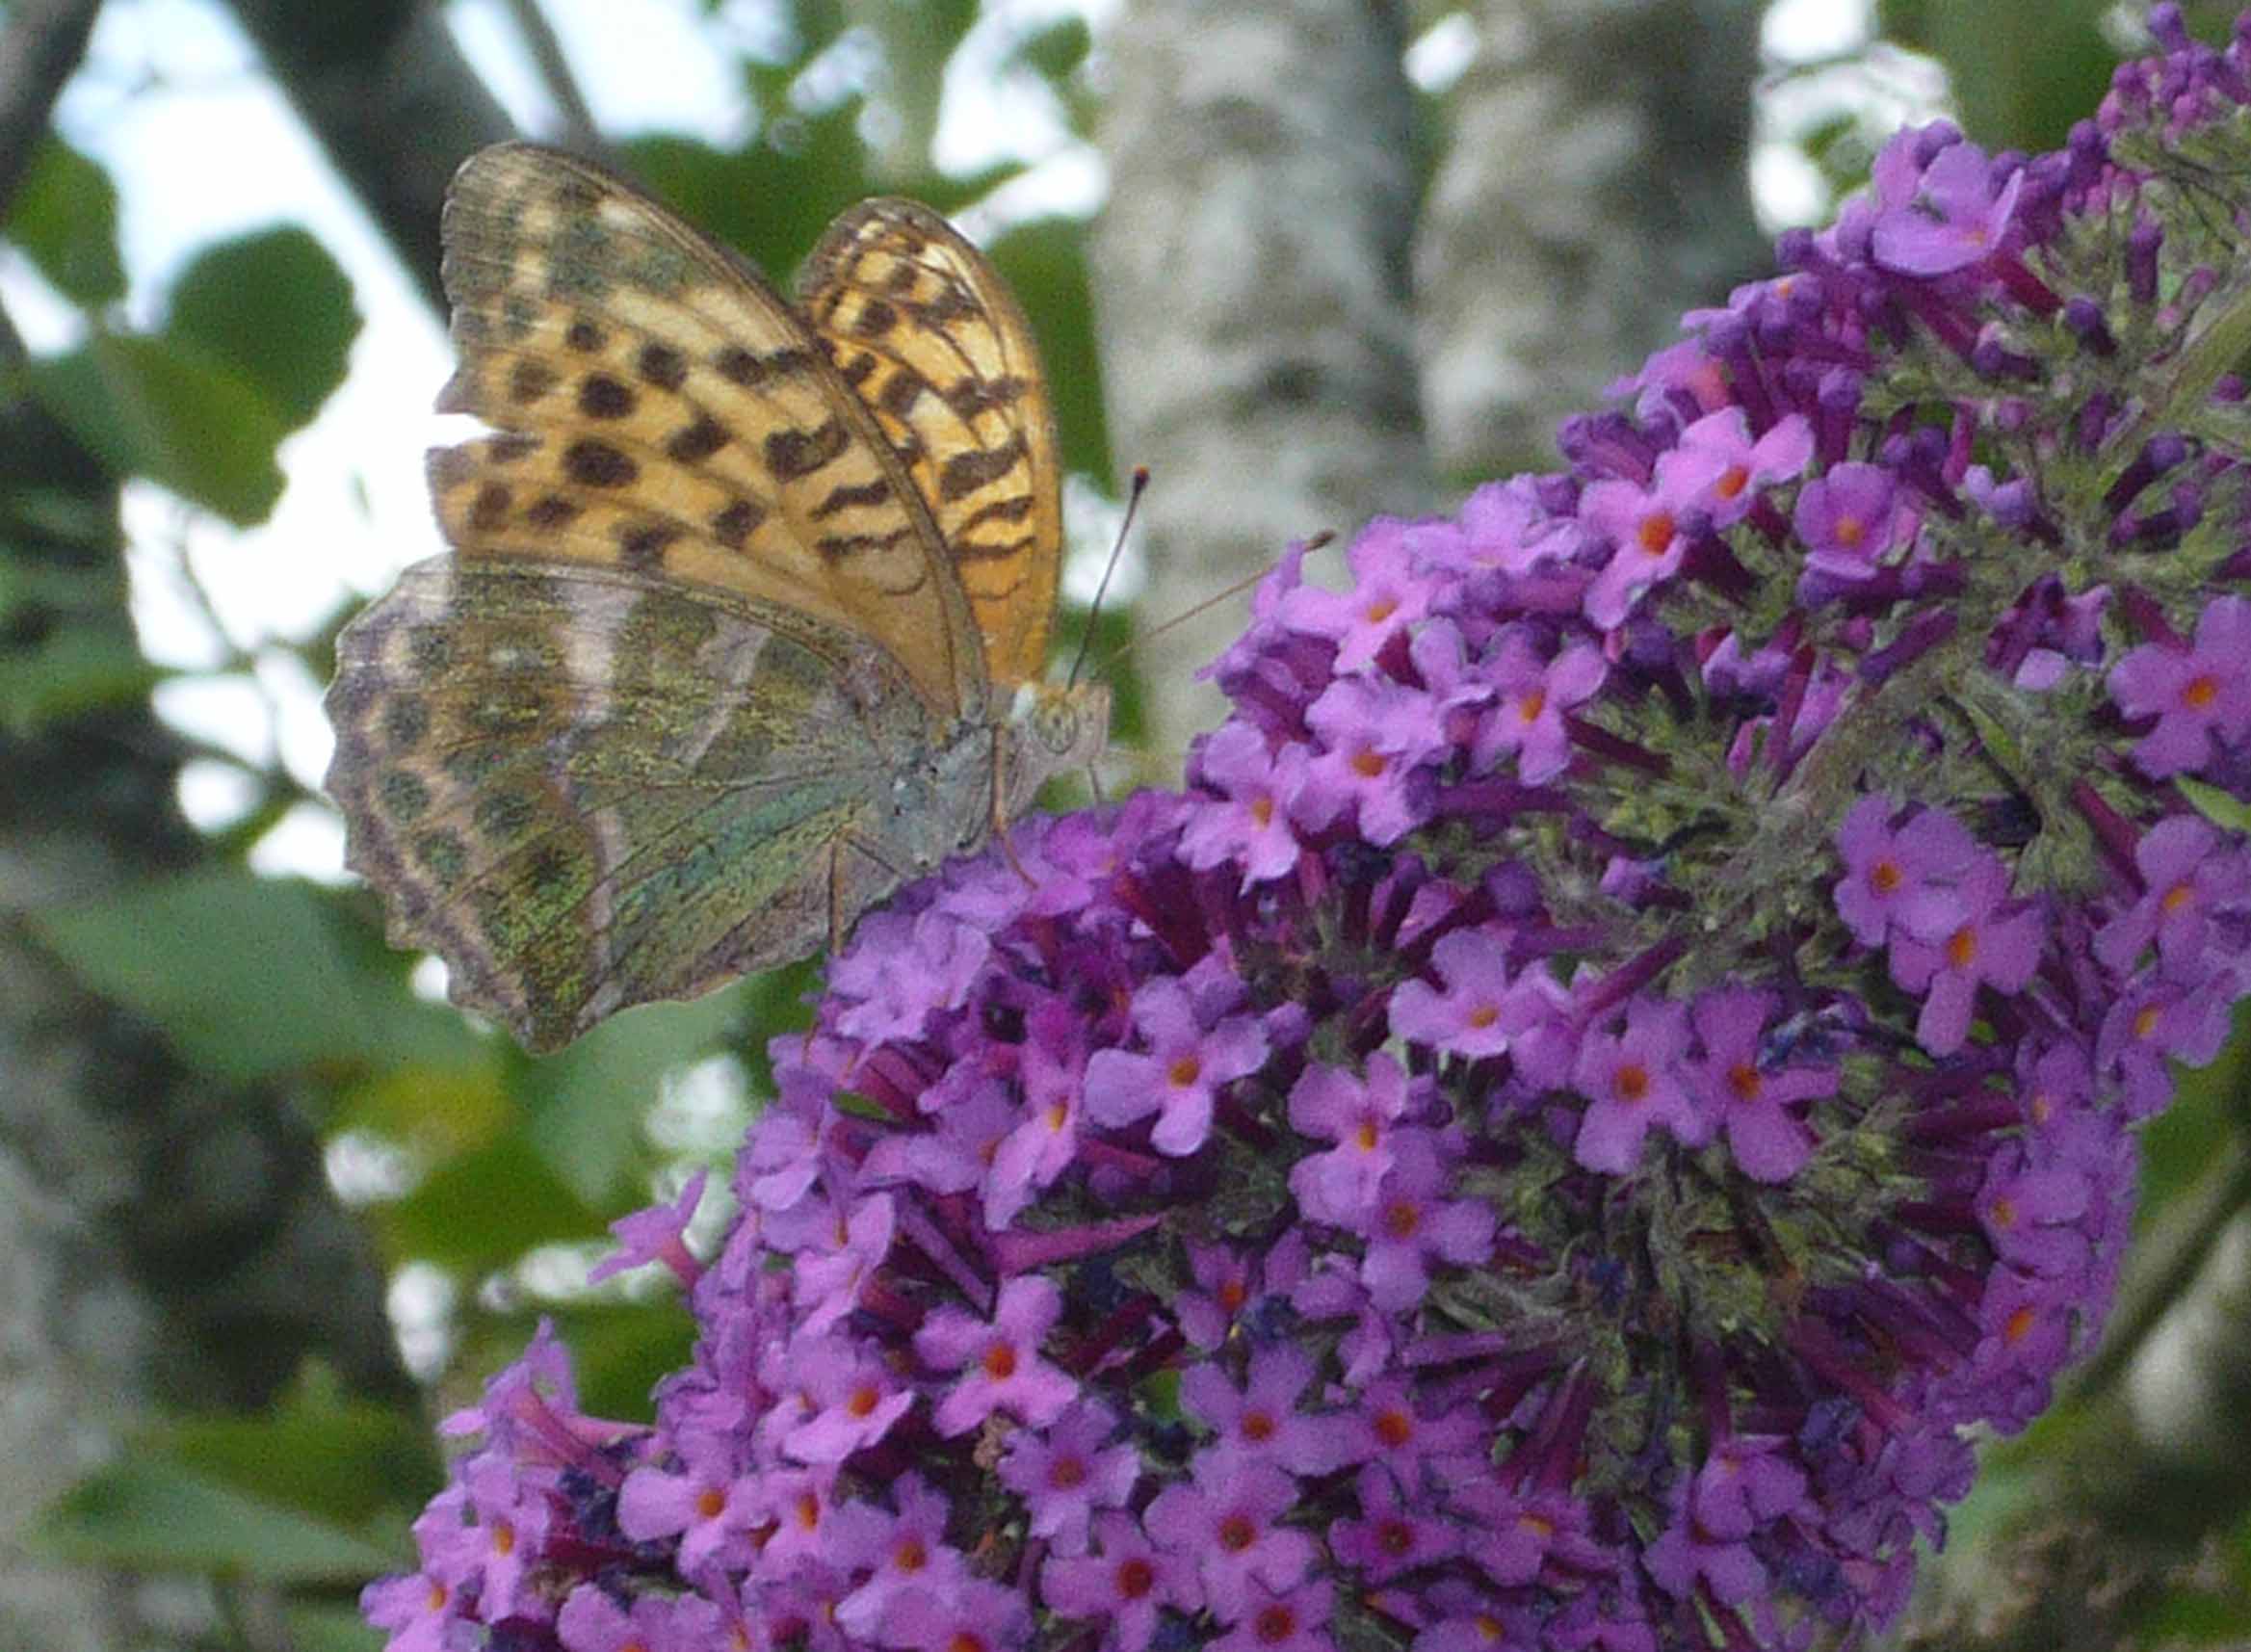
[988,722,1036,889]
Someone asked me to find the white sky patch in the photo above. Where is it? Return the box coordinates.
[1404,12,1476,94]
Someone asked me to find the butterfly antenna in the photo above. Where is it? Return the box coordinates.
[1066,466,1150,691]
[1092,529,1336,678]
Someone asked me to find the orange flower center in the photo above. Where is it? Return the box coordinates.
[982,1343,1018,1380]
[1167,1054,1204,1089]
[1117,1557,1156,1599]
[1218,1513,1257,1553]
[1374,1407,1413,1448]
[1350,749,1387,779]
[1467,1003,1500,1030]
[1249,795,1275,827]
[1870,857,1903,895]
[1727,1062,1761,1103]
[696,1486,728,1519]
[897,1537,929,1572]
[1243,1408,1276,1442]
[1364,596,1399,623]
[1614,1062,1650,1103]
[1834,513,1865,547]
[848,1385,881,1419]
[2185,672,2219,709]
[2163,880,2195,914]
[1946,927,1977,969]
[1636,511,1677,555]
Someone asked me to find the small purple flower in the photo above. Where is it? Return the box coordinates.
[1086,975,1270,1156]
[1471,629,1605,783]
[1145,1450,1318,1623]
[2095,813,2250,974]
[557,1585,698,1652]
[1180,1343,1353,1476]
[360,1571,458,1652]
[1572,997,1704,1173]
[1299,674,1448,844]
[1686,987,1833,1183]
[1041,1511,1201,1652]
[1666,407,1814,527]
[832,1475,972,1639]
[914,1275,1077,1436]
[1833,796,1976,947]
[1212,1576,1336,1652]
[1975,1145,2093,1279]
[1287,1052,1417,1225]
[1871,138,2023,275]
[588,1169,708,1288]
[1277,517,1433,669]
[2108,594,2251,776]
[998,1401,1139,1557]
[1389,928,1526,1058]
[621,1440,760,1584]
[1329,1463,1460,1582]
[1793,460,1906,581]
[1887,853,2046,1056]
[1579,461,1702,628]
[1358,1132,1497,1311]
[766,1335,915,1465]
[1182,721,1314,885]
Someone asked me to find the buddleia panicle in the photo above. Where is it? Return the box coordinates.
[368,9,2251,1651]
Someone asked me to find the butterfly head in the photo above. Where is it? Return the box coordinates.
[999,679,1112,820]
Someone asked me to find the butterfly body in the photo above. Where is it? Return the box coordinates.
[326,144,1108,1051]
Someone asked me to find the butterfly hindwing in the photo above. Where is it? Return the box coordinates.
[327,558,986,1051]
[798,199,1065,692]
[430,143,985,721]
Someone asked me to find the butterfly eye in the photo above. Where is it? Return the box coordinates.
[1032,700,1079,755]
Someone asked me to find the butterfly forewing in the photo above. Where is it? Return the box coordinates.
[430,143,984,720]
[798,200,1065,691]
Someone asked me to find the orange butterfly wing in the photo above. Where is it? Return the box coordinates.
[797,199,1065,693]
[427,142,986,721]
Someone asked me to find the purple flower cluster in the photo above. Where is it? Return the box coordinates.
[367,10,2251,1651]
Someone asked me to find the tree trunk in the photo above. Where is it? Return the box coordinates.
[1415,0,1768,482]
[1090,0,1434,751]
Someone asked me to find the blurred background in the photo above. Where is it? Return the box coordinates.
[3,1,2247,1648]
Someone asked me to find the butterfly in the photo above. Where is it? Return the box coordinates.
[325,143,1111,1053]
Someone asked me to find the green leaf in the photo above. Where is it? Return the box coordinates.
[159,1372,439,1532]
[28,1458,394,1582]
[621,128,870,282]
[166,227,361,433]
[548,1301,698,1425]
[377,1133,605,1267]
[1878,0,2115,151]
[31,870,383,1082]
[5,138,126,305]
[25,333,288,525]
[522,984,750,1205]
[0,618,163,733]
[282,1602,388,1652]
